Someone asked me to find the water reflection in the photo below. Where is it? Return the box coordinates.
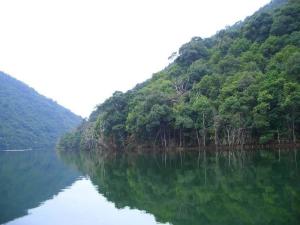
[0,150,80,224]
[60,149,300,225]
[5,178,167,225]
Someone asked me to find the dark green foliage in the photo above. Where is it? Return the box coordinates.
[244,12,273,42]
[0,72,81,150]
[59,0,300,151]
[229,38,251,56]
[270,1,300,36]
[176,37,209,66]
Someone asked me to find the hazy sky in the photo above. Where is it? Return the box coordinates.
[0,0,270,117]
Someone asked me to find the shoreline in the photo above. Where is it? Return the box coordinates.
[129,143,300,153]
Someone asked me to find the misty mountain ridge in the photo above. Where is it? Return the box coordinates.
[0,71,82,150]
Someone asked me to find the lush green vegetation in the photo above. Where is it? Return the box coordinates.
[0,72,82,150]
[59,149,300,225]
[59,0,300,151]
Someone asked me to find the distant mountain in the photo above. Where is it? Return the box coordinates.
[0,72,82,150]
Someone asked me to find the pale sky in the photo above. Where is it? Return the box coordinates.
[0,0,270,117]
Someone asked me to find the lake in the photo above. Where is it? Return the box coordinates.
[0,148,299,225]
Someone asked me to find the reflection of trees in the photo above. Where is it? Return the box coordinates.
[0,150,79,224]
[60,149,300,225]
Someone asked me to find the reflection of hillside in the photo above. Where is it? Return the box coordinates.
[0,150,80,224]
[60,149,300,225]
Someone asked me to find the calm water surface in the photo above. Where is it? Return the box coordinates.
[0,148,299,225]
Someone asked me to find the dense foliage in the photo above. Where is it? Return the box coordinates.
[60,0,300,151]
[0,72,82,150]
[59,150,300,225]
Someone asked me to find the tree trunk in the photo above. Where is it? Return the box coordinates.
[160,133,164,147]
[232,129,236,146]
[179,129,182,147]
[214,128,218,146]
[168,128,171,147]
[292,119,296,144]
[202,112,206,147]
[195,129,200,147]
[226,128,230,146]
[154,129,161,147]
[164,128,167,148]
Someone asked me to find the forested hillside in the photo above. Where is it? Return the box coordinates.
[0,72,81,150]
[59,0,300,151]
